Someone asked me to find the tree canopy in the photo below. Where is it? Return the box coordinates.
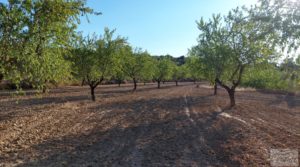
[193,7,276,106]
[0,0,95,91]
[153,57,174,88]
[119,47,153,90]
[72,28,126,101]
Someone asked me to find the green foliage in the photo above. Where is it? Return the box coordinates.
[252,0,300,51]
[242,63,288,90]
[0,0,94,91]
[95,28,127,81]
[140,55,156,83]
[71,34,97,83]
[193,8,276,106]
[73,28,126,84]
[172,64,187,82]
[153,57,174,82]
[72,28,126,100]
[185,53,204,82]
[120,48,150,81]
[198,10,274,83]
[195,15,232,86]
[280,58,300,90]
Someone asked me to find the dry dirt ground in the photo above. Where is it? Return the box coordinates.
[0,82,299,167]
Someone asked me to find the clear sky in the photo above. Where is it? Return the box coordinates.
[78,0,258,57]
[0,0,258,57]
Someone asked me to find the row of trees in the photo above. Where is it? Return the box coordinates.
[189,0,300,107]
[71,29,201,101]
[1,0,299,107]
[0,1,200,102]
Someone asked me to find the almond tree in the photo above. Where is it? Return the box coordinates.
[195,15,230,96]
[140,56,155,86]
[120,47,152,90]
[172,64,187,86]
[196,9,275,107]
[185,55,204,85]
[72,28,126,101]
[0,0,95,91]
[153,57,174,89]
[251,0,300,89]
[251,0,300,50]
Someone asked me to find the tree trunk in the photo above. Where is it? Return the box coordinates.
[81,79,85,86]
[176,80,178,86]
[163,81,165,84]
[215,78,236,108]
[157,80,161,89]
[133,78,137,91]
[90,85,96,101]
[227,88,235,107]
[194,80,196,84]
[42,84,47,93]
[144,82,146,86]
[42,80,49,93]
[0,73,3,83]
[117,80,121,87]
[214,83,217,95]
[42,87,47,93]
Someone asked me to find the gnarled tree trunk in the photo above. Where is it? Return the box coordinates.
[87,76,103,101]
[215,65,244,108]
[157,80,161,89]
[216,80,236,107]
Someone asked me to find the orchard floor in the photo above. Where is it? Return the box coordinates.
[0,82,299,167]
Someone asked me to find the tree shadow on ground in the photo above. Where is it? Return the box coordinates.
[14,95,242,167]
[6,95,90,107]
[256,89,300,108]
[0,87,86,98]
[269,94,300,108]
[2,83,191,108]
[100,83,191,95]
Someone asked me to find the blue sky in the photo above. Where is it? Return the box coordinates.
[0,0,258,57]
[78,0,258,57]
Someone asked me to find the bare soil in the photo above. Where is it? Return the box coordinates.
[0,82,299,167]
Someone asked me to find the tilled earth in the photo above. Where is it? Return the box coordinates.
[0,82,299,166]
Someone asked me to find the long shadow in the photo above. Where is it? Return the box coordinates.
[100,82,192,95]
[16,116,240,167]
[6,95,90,107]
[211,88,300,109]
[13,95,242,166]
[1,83,193,109]
[0,95,91,124]
[256,89,300,108]
[283,94,300,108]
[0,87,86,98]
